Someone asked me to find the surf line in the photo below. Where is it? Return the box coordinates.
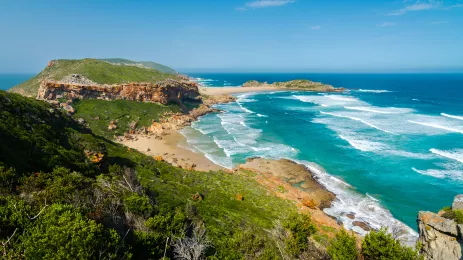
[321,111,397,135]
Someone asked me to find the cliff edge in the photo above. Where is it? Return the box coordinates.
[417,195,463,260]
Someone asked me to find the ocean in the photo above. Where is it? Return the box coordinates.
[0,74,34,91]
[180,72,463,243]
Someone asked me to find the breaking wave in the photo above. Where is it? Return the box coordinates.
[321,112,397,135]
[430,149,463,163]
[441,113,463,121]
[300,161,418,244]
[408,120,463,134]
[357,89,392,93]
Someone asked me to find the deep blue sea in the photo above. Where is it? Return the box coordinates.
[0,74,34,90]
[181,72,463,243]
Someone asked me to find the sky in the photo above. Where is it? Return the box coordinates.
[1,0,462,73]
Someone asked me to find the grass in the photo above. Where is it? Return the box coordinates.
[9,58,179,97]
[99,58,177,74]
[73,99,182,139]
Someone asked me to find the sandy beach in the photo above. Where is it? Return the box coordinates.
[122,130,224,172]
[122,86,277,172]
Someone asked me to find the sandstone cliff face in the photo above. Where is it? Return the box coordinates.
[418,195,463,260]
[37,78,201,107]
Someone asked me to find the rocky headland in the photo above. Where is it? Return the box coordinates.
[242,79,345,92]
[237,158,342,232]
[37,77,201,111]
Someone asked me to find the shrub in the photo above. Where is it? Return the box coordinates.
[441,207,463,224]
[0,166,16,194]
[282,213,317,256]
[124,193,154,217]
[361,228,422,260]
[327,229,359,260]
[22,204,120,260]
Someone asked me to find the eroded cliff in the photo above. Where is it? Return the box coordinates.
[37,77,201,111]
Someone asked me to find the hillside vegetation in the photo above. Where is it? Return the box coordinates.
[0,88,423,259]
[0,91,312,259]
[99,58,177,74]
[9,58,179,97]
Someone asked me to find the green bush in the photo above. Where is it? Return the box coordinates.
[328,229,359,260]
[22,204,120,260]
[441,206,463,224]
[282,213,317,256]
[124,193,154,217]
[0,165,16,194]
[361,228,422,260]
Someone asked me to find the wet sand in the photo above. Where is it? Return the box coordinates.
[122,130,224,172]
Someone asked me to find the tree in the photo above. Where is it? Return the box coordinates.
[327,229,359,260]
[361,228,422,260]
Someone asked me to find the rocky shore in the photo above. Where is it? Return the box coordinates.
[237,158,343,233]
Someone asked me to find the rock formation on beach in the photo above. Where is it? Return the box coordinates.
[417,195,463,260]
[242,79,344,92]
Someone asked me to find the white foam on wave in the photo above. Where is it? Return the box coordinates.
[441,113,463,121]
[412,167,463,181]
[299,161,418,244]
[321,112,397,135]
[339,135,388,152]
[237,102,254,114]
[408,120,463,134]
[293,95,364,107]
[326,95,359,102]
[257,114,268,117]
[357,89,392,93]
[344,106,413,114]
[430,149,463,163]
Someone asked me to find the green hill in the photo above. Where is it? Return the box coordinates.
[99,58,178,74]
[9,58,179,97]
[0,91,299,259]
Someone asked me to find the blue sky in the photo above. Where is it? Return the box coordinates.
[1,0,462,72]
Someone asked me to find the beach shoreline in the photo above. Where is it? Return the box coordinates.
[122,86,280,171]
[122,129,224,172]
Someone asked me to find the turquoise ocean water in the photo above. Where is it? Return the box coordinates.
[0,74,33,90]
[181,73,463,243]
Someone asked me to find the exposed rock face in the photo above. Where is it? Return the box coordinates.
[237,158,342,236]
[453,195,463,210]
[239,158,335,209]
[37,78,201,107]
[417,211,462,260]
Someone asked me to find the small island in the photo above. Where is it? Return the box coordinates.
[242,79,344,92]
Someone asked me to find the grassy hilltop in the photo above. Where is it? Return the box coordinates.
[9,58,179,97]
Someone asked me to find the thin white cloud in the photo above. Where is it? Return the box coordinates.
[236,7,247,12]
[380,21,397,27]
[387,0,441,15]
[245,0,295,8]
[311,25,321,30]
